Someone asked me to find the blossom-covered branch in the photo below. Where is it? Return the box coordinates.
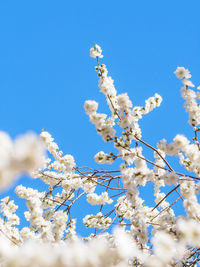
[0,45,200,266]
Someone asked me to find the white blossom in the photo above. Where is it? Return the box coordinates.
[182,78,195,87]
[84,100,98,115]
[174,66,191,79]
[87,192,113,205]
[90,44,103,58]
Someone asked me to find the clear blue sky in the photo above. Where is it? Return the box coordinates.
[0,0,200,234]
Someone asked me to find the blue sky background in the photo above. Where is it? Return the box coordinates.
[0,0,200,235]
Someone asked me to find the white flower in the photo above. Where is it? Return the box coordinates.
[119,114,134,129]
[84,100,98,115]
[87,192,113,205]
[89,113,107,129]
[40,131,54,144]
[100,125,116,142]
[94,151,114,164]
[40,131,59,158]
[52,210,68,240]
[153,231,176,263]
[117,93,132,111]
[157,138,179,156]
[174,66,191,79]
[182,79,195,87]
[180,179,195,198]
[62,154,76,171]
[90,44,103,58]
[98,76,117,96]
[164,171,178,186]
[83,212,112,229]
[119,148,137,165]
[14,132,46,172]
[113,228,140,260]
[94,151,106,164]
[173,134,190,149]
[177,218,200,247]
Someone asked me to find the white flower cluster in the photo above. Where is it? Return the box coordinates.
[90,44,103,58]
[83,212,112,229]
[0,197,19,226]
[84,100,98,115]
[174,66,200,126]
[174,66,192,80]
[14,185,68,243]
[94,151,115,164]
[85,44,163,168]
[87,191,113,205]
[0,228,146,267]
[158,134,200,176]
[0,132,45,189]
[36,131,78,187]
[84,105,116,142]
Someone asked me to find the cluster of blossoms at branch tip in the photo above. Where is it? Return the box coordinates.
[0,45,200,266]
[90,44,103,58]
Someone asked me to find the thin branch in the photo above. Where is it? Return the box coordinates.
[152,184,180,211]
